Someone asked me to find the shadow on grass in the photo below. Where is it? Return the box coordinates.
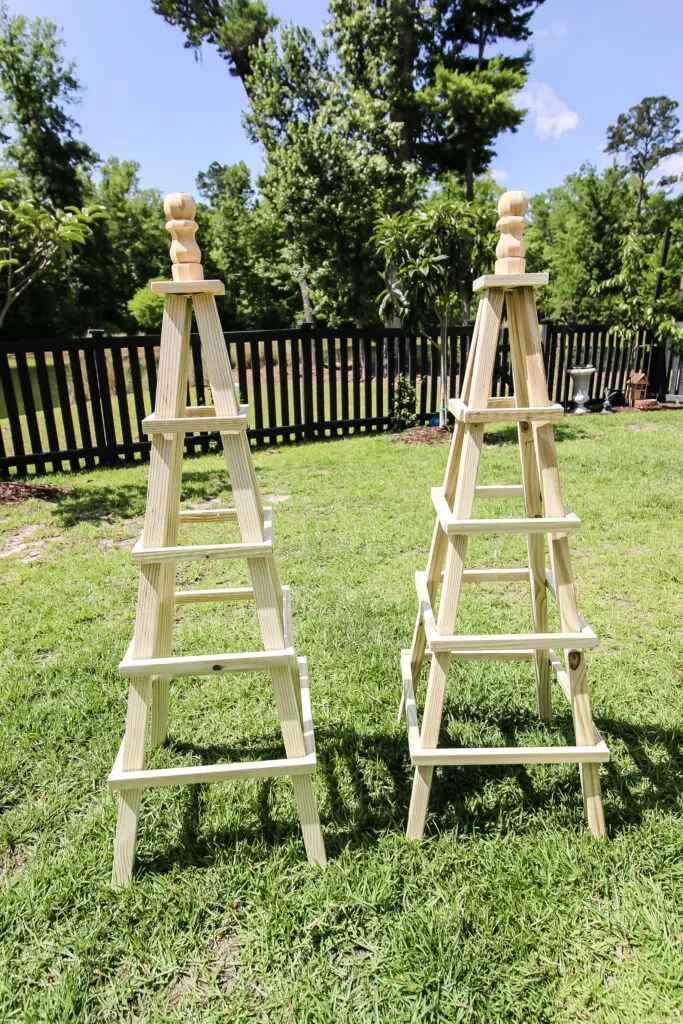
[132,704,683,877]
[482,419,594,447]
[47,468,256,526]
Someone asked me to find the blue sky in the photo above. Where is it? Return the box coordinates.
[9,0,683,199]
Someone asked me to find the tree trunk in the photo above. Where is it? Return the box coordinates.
[298,276,314,323]
[439,317,449,428]
[465,150,474,202]
[636,175,644,219]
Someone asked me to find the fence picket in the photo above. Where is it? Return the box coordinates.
[0,320,672,474]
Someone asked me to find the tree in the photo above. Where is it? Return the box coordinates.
[0,4,97,206]
[605,96,683,219]
[596,224,683,351]
[374,183,496,424]
[128,277,165,331]
[151,0,277,84]
[244,25,413,324]
[195,160,299,327]
[326,0,543,192]
[0,169,104,331]
[420,56,526,200]
[525,163,633,322]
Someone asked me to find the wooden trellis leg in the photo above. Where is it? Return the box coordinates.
[406,289,505,840]
[507,295,551,721]
[508,286,606,837]
[398,299,485,724]
[112,294,192,886]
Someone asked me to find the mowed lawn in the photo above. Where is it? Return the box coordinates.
[0,412,682,1023]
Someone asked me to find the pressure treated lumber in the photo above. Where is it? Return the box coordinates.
[110,193,326,885]
[400,188,608,842]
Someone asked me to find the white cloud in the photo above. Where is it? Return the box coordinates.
[656,152,683,183]
[533,20,569,41]
[491,168,509,184]
[515,83,579,140]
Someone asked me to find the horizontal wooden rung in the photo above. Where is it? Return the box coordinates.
[142,406,248,435]
[463,567,530,582]
[410,743,610,766]
[432,488,580,535]
[428,629,598,654]
[475,485,524,498]
[119,647,296,678]
[174,587,255,603]
[424,648,535,661]
[450,397,564,424]
[132,537,271,564]
[108,752,316,791]
[178,507,239,522]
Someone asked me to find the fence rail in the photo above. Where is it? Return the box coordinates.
[0,320,672,475]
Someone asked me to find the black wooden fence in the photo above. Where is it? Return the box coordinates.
[0,320,675,475]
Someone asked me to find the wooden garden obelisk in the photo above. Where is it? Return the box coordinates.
[399,190,609,839]
[108,193,326,885]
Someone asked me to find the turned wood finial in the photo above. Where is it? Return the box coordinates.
[163,193,203,282]
[495,190,528,274]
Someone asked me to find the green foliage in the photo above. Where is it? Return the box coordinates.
[244,25,415,325]
[389,372,418,431]
[0,3,97,206]
[526,163,634,322]
[326,0,542,185]
[196,160,299,327]
[596,224,683,350]
[151,0,277,82]
[127,277,165,331]
[0,168,105,331]
[375,180,497,424]
[419,57,527,198]
[605,96,683,217]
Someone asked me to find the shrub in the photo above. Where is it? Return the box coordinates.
[390,374,418,432]
[127,277,165,331]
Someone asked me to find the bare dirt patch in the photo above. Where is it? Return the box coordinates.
[0,845,28,877]
[0,481,68,506]
[392,426,451,446]
[97,536,137,551]
[263,494,290,504]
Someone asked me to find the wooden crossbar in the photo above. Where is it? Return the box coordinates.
[142,405,249,434]
[474,485,524,498]
[119,647,297,678]
[109,753,316,790]
[178,507,239,522]
[428,630,597,653]
[411,745,609,766]
[450,398,564,424]
[174,586,255,603]
[431,487,580,535]
[131,536,272,564]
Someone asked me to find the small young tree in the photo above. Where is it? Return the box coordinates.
[374,188,495,426]
[605,96,683,219]
[0,170,104,331]
[596,223,683,354]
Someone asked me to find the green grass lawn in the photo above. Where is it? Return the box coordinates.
[1,412,682,1022]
